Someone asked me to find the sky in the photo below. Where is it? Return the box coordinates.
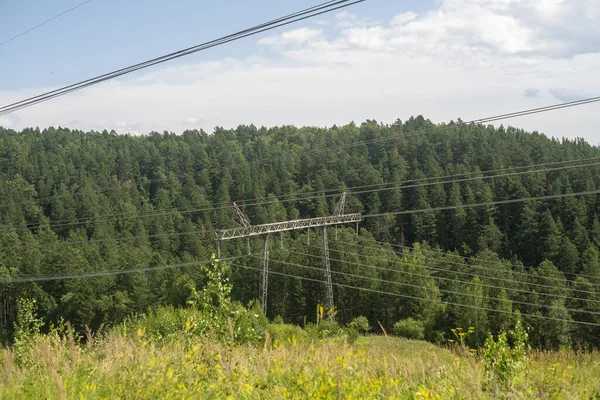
[0,0,599,142]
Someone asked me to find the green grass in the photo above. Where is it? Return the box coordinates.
[1,330,599,399]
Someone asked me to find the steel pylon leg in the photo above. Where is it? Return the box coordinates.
[259,235,269,315]
[322,227,334,314]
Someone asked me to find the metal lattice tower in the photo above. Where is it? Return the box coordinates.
[334,192,346,216]
[322,226,334,311]
[259,235,269,314]
[215,194,361,314]
[233,202,251,227]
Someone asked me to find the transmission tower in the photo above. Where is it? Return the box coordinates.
[215,193,361,315]
[259,235,269,313]
[322,226,334,310]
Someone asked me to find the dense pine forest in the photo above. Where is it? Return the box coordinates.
[1,116,600,349]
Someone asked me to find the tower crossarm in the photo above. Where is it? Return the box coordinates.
[216,213,362,241]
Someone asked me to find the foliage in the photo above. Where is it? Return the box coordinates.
[267,323,309,345]
[393,318,425,340]
[1,330,599,399]
[447,326,475,349]
[0,121,600,349]
[12,297,44,366]
[482,319,530,392]
[127,257,268,346]
[348,315,371,334]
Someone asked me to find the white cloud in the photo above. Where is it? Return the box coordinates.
[342,26,391,50]
[0,118,13,128]
[390,12,418,26]
[549,88,589,102]
[334,11,379,28]
[523,88,541,98]
[0,113,21,128]
[1,0,599,142]
[382,0,600,59]
[258,28,322,47]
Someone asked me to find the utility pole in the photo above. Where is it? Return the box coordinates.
[215,193,361,315]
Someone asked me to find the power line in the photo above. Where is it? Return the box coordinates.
[3,243,596,323]
[470,97,600,124]
[362,189,600,219]
[279,247,600,304]
[0,255,247,283]
[2,95,599,214]
[340,239,600,284]
[4,155,599,235]
[302,156,600,197]
[14,157,595,231]
[319,245,600,298]
[317,245,600,296]
[0,0,363,116]
[262,254,600,316]
[3,171,599,251]
[230,262,600,327]
[334,160,600,200]
[2,230,198,251]
[0,0,94,49]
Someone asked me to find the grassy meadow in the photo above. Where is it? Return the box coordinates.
[1,328,599,399]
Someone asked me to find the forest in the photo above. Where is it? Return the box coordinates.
[1,116,600,349]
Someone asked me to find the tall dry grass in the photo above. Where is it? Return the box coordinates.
[0,332,598,399]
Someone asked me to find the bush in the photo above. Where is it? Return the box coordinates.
[345,327,361,344]
[13,297,44,366]
[305,319,342,340]
[267,323,308,345]
[120,258,269,346]
[392,318,425,340]
[348,316,371,334]
[482,319,529,391]
[230,300,269,345]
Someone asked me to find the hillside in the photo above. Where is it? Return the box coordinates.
[1,118,600,349]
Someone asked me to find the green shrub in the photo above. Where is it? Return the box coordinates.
[230,300,269,345]
[267,323,308,345]
[348,316,371,334]
[13,297,44,366]
[122,258,268,346]
[317,319,341,338]
[392,318,425,340]
[345,327,361,344]
[482,319,529,391]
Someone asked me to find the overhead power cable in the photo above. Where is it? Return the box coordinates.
[13,156,600,231]
[281,247,600,303]
[230,262,600,327]
[0,0,363,116]
[310,245,600,296]
[262,254,600,316]
[0,0,94,49]
[2,178,599,251]
[309,245,600,298]
[340,239,600,284]
[3,156,599,235]
[2,96,598,215]
[0,255,247,283]
[361,189,600,219]
[6,147,598,215]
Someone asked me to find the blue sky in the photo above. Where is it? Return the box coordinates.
[0,0,433,90]
[0,0,599,142]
